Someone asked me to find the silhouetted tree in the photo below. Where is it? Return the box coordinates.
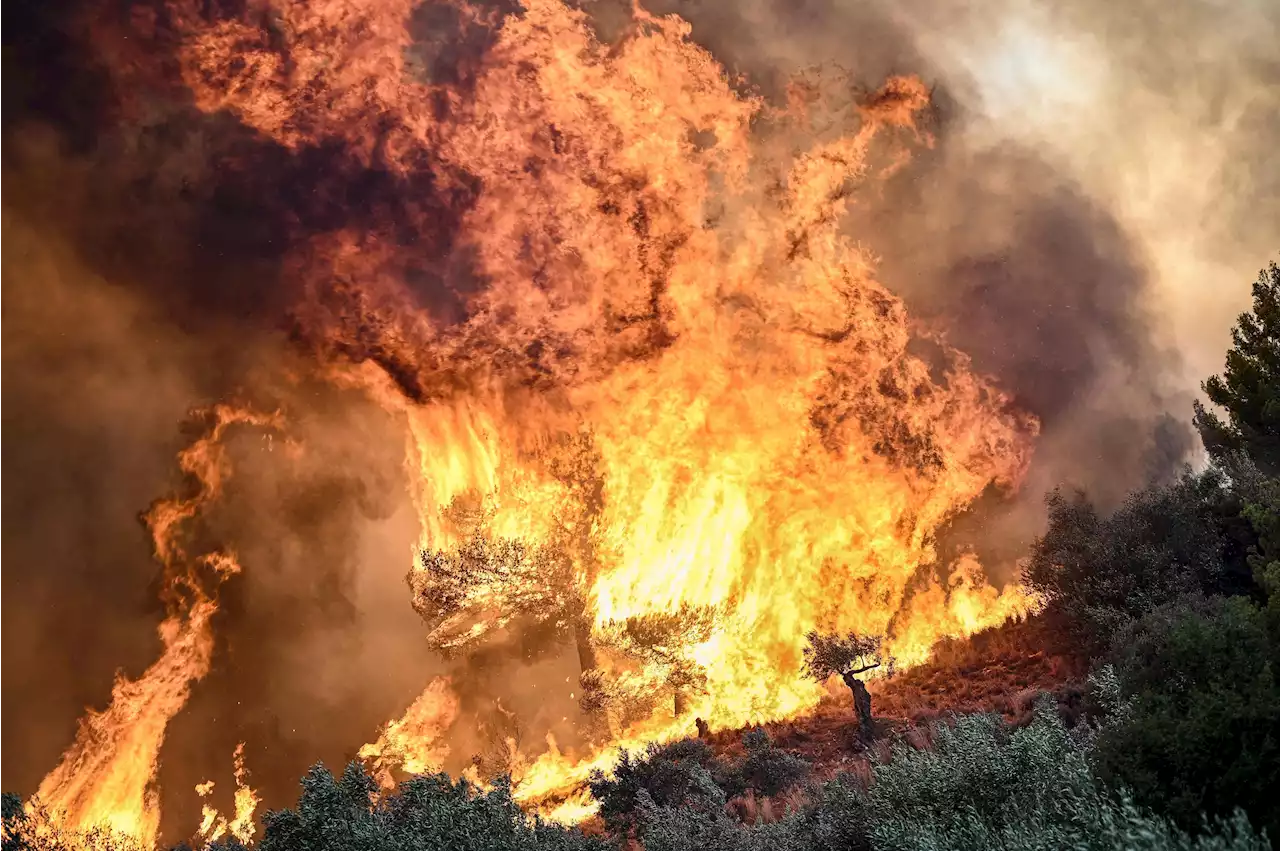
[596,605,717,719]
[802,631,885,736]
[1195,261,1280,472]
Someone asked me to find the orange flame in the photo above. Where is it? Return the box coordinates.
[31,405,280,847]
[62,0,1044,827]
[359,677,461,787]
[195,743,261,847]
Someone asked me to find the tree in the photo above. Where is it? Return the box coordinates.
[595,605,718,719]
[1091,594,1280,839]
[410,431,608,693]
[1022,470,1232,651]
[802,631,886,736]
[1195,261,1280,472]
[411,528,588,659]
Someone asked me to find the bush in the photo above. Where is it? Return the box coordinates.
[629,699,1270,851]
[737,729,811,798]
[588,738,725,832]
[1024,469,1233,650]
[589,731,811,832]
[252,762,602,851]
[816,697,1269,851]
[1092,594,1280,839]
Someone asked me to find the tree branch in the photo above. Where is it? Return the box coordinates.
[845,661,881,677]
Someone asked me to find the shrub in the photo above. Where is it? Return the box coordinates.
[628,698,1270,851]
[810,697,1269,851]
[589,731,811,832]
[1092,594,1280,838]
[737,729,810,798]
[588,738,724,832]
[1024,469,1231,650]
[252,761,602,851]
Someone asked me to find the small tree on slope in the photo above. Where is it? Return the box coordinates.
[802,630,886,737]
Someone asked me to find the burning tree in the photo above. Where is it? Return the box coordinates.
[595,605,718,720]
[803,630,889,736]
[409,431,606,673]
[410,527,591,662]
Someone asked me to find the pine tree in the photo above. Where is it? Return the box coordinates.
[1194,261,1280,471]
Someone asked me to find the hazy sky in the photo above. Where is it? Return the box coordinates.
[907,0,1279,390]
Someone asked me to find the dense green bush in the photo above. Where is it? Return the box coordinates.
[223,762,600,851]
[588,729,811,832]
[1092,594,1280,839]
[631,698,1270,851]
[736,729,810,798]
[1023,468,1237,649]
[588,737,726,832]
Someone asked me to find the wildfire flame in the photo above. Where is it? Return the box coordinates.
[196,744,261,847]
[27,0,1047,838]
[30,405,280,846]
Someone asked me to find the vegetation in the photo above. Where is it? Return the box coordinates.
[1022,468,1237,649]
[802,631,887,735]
[8,260,1280,850]
[1195,262,1280,472]
[1092,595,1280,838]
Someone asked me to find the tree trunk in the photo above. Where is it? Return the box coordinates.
[574,615,598,673]
[673,690,687,718]
[842,671,874,738]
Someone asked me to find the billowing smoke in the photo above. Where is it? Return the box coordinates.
[3,0,1276,841]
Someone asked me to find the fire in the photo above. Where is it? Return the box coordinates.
[28,0,1045,836]
[359,677,461,785]
[30,406,280,846]
[195,744,261,847]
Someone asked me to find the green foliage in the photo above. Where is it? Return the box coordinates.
[1023,470,1231,649]
[588,731,811,833]
[1092,594,1280,839]
[737,729,810,798]
[628,700,1270,851]
[253,761,602,851]
[588,738,725,832]
[801,631,884,681]
[1195,262,1280,472]
[1241,476,1280,606]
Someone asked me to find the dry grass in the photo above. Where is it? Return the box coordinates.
[703,615,1087,778]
